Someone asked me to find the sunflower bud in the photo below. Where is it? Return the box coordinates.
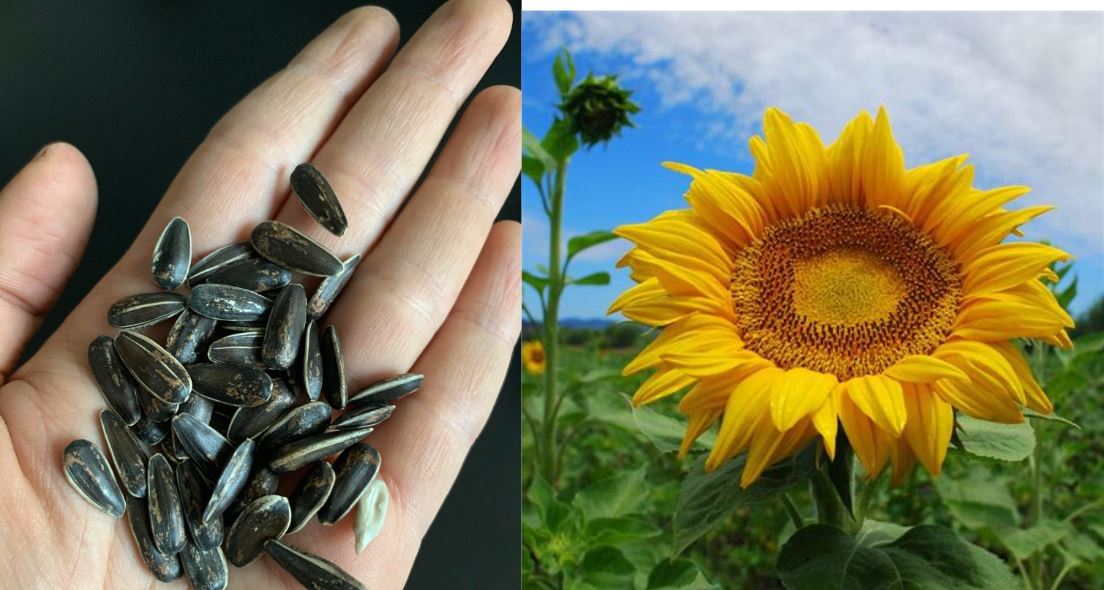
[558,74,640,148]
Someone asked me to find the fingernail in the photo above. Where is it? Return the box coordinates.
[33,143,55,161]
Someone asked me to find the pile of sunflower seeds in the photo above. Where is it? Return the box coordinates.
[61,164,416,590]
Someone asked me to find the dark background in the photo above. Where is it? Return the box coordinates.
[0,1,520,588]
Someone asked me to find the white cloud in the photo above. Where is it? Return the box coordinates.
[525,12,1104,257]
[522,206,631,264]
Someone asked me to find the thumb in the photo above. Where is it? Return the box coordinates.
[0,143,97,381]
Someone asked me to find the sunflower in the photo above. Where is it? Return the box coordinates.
[523,340,547,375]
[609,107,1073,488]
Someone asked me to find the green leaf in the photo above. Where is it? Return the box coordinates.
[523,127,555,171]
[1000,519,1073,560]
[955,414,1035,462]
[1057,275,1078,309]
[570,271,611,286]
[856,519,911,546]
[935,466,1021,531]
[573,466,647,520]
[1022,408,1081,430]
[777,524,1019,590]
[673,445,817,553]
[1062,533,1104,563]
[631,396,714,453]
[578,545,636,588]
[568,230,618,260]
[647,558,720,590]
[585,517,662,546]
[553,48,576,94]
[522,155,546,191]
[523,270,550,295]
[542,117,579,163]
[528,475,555,522]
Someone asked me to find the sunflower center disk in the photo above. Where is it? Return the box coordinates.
[731,205,961,380]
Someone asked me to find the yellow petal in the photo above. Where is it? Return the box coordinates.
[901,383,953,476]
[962,242,1071,294]
[839,395,890,478]
[811,386,843,459]
[741,415,814,488]
[770,368,838,431]
[860,107,905,209]
[679,408,721,459]
[632,367,695,406]
[845,374,907,436]
[989,342,1054,414]
[883,355,969,383]
[705,369,778,471]
[662,348,769,379]
[888,436,918,486]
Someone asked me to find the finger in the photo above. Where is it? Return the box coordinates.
[287,221,520,589]
[0,143,97,381]
[272,0,514,257]
[328,85,520,384]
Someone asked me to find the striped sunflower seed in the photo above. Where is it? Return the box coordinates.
[320,325,347,409]
[171,413,232,476]
[187,362,273,407]
[179,393,215,425]
[262,284,307,370]
[115,330,192,404]
[107,292,186,330]
[180,543,229,590]
[203,439,255,523]
[354,478,389,553]
[204,257,292,292]
[125,494,183,582]
[176,460,223,550]
[188,241,256,287]
[147,453,187,556]
[188,283,272,322]
[251,220,342,277]
[346,373,423,410]
[290,163,348,236]
[226,494,291,567]
[307,253,360,319]
[207,330,265,368]
[331,403,395,431]
[226,378,295,443]
[134,416,170,446]
[269,427,372,474]
[165,309,218,365]
[88,335,142,425]
[265,540,366,590]
[62,439,125,518]
[136,385,180,423]
[300,320,323,401]
[287,460,335,534]
[318,443,381,525]
[256,401,333,453]
[224,467,279,528]
[100,409,151,498]
[152,216,191,290]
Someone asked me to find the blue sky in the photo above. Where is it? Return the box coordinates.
[522,12,1104,321]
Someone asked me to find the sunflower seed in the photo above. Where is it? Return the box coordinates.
[263,284,307,370]
[290,163,349,237]
[226,495,291,567]
[100,409,151,497]
[88,335,142,425]
[205,257,292,292]
[171,413,232,476]
[180,393,215,425]
[331,404,395,431]
[165,309,218,364]
[203,439,255,523]
[134,416,169,445]
[318,443,380,525]
[147,453,187,555]
[287,461,335,534]
[136,385,180,423]
[62,439,125,517]
[115,330,192,404]
[176,460,223,550]
[227,378,296,443]
[188,241,256,287]
[187,362,273,407]
[265,540,366,590]
[181,543,229,590]
[225,467,280,527]
[188,283,272,321]
[301,320,323,401]
[321,333,354,414]
[256,401,333,453]
[269,427,372,474]
[152,216,191,290]
[307,254,360,320]
[107,292,187,330]
[207,330,265,368]
[220,323,267,333]
[353,478,389,553]
[346,373,423,409]
[125,494,183,582]
[251,220,343,277]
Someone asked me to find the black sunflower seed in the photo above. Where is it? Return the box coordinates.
[331,404,395,431]
[134,416,170,445]
[147,453,187,556]
[269,427,372,474]
[136,385,180,423]
[152,216,191,290]
[251,220,343,277]
[318,443,380,525]
[115,330,192,405]
[100,409,151,497]
[188,241,256,287]
[207,330,265,368]
[188,283,272,322]
[287,460,335,534]
[227,378,296,443]
[300,320,323,401]
[187,362,274,407]
[165,309,218,365]
[320,325,347,409]
[62,439,125,518]
[265,540,366,590]
[125,494,183,582]
[262,284,307,371]
[226,494,292,567]
[180,543,229,590]
[346,373,423,410]
[176,460,223,550]
[220,323,267,333]
[107,292,187,330]
[88,335,142,425]
[179,393,215,425]
[203,439,255,523]
[256,401,333,453]
[171,413,232,476]
[290,163,349,236]
[205,257,292,293]
[224,467,279,527]
[307,253,360,320]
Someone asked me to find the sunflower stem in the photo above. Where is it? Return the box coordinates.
[540,161,568,486]
[811,465,854,532]
[780,493,805,530]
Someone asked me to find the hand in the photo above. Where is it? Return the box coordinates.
[0,1,519,588]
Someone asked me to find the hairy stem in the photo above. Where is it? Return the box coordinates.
[540,162,567,485]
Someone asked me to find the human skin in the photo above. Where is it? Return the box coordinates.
[0,1,520,588]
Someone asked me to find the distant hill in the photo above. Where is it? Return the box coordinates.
[524,317,615,330]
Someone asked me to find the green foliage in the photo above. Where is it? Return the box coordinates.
[955,414,1036,462]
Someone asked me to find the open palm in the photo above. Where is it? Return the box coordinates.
[0,1,518,588]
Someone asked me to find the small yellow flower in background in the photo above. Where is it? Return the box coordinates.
[522,341,547,375]
[609,107,1073,488]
